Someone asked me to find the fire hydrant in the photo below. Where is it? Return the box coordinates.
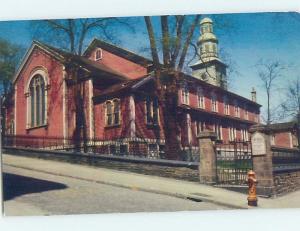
[247,170,258,206]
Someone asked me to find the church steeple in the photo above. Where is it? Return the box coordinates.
[199,17,219,61]
[190,17,227,89]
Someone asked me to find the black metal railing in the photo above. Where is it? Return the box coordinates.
[272,146,300,170]
[3,135,168,159]
[215,140,252,185]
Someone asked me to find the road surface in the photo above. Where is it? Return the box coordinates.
[3,165,227,216]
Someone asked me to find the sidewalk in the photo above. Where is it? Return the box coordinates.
[2,154,300,209]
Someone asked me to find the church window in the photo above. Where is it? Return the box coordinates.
[244,105,249,120]
[28,74,46,128]
[224,96,230,115]
[181,84,189,105]
[105,99,121,126]
[241,126,249,141]
[95,48,103,60]
[234,100,240,117]
[214,123,222,140]
[229,126,237,141]
[197,87,205,109]
[196,121,205,135]
[211,93,218,112]
[146,97,159,125]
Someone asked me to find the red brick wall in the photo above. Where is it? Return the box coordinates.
[179,84,259,124]
[134,96,165,140]
[14,47,64,137]
[88,48,148,79]
[94,95,166,141]
[94,95,132,139]
[274,132,292,148]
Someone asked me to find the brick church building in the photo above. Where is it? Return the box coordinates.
[4,17,262,159]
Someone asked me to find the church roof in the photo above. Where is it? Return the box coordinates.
[12,40,128,84]
[84,38,153,67]
[267,121,298,131]
[93,74,154,102]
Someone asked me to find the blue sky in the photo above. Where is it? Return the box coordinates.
[0,12,299,121]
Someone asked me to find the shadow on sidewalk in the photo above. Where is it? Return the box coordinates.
[2,173,67,201]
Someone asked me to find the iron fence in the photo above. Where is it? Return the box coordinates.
[215,140,252,185]
[3,135,168,159]
[272,146,300,170]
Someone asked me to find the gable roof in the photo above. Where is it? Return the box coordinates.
[12,41,128,84]
[268,121,298,131]
[84,38,153,67]
[93,74,154,103]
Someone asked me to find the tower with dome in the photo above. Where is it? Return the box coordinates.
[190,17,228,89]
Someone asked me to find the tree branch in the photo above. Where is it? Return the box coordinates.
[144,16,160,68]
[177,15,200,71]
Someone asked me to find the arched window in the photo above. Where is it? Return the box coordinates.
[95,48,103,60]
[28,74,46,127]
[105,99,121,126]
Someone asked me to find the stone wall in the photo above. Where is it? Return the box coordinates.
[273,169,300,196]
[4,147,199,182]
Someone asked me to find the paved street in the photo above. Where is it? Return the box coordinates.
[3,165,227,216]
[3,154,300,216]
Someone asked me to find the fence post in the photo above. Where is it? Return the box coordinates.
[198,131,217,184]
[249,125,275,197]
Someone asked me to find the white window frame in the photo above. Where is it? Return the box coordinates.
[145,97,159,126]
[214,123,223,140]
[197,87,205,109]
[25,68,49,129]
[95,48,103,61]
[181,84,189,105]
[211,93,218,112]
[224,96,229,115]
[234,100,240,117]
[196,121,205,135]
[105,98,121,127]
[229,126,237,141]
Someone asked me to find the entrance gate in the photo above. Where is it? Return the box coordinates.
[215,140,253,185]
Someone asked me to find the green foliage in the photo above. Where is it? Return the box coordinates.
[0,38,23,94]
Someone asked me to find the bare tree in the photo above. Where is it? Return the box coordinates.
[256,59,285,125]
[32,18,133,152]
[281,76,300,146]
[32,18,133,55]
[144,15,200,159]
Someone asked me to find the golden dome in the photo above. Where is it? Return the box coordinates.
[200,17,213,24]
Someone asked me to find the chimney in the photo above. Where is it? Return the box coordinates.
[251,87,257,102]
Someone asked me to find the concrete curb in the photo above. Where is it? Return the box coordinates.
[4,163,247,210]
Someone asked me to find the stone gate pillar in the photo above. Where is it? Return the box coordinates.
[198,131,217,184]
[250,125,275,197]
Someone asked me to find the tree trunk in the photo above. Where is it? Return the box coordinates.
[155,70,182,160]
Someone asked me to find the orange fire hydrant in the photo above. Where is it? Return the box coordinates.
[247,170,258,206]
